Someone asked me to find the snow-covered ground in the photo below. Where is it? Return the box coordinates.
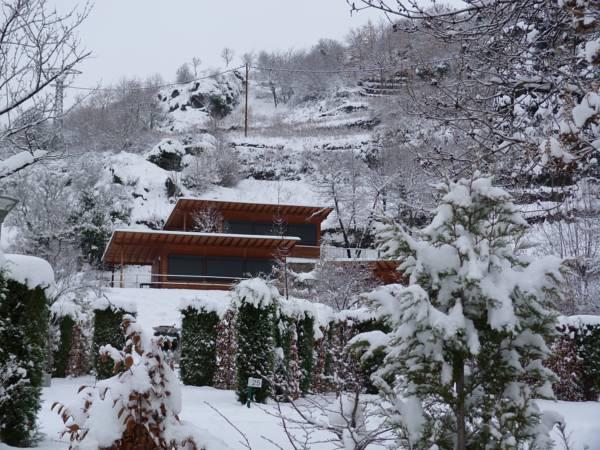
[0,377,596,450]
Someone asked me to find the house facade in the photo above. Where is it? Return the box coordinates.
[102,199,334,289]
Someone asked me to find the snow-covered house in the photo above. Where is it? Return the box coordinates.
[102,198,333,290]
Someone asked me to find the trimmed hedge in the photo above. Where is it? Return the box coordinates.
[235,299,276,404]
[0,277,49,446]
[180,306,220,386]
[549,319,600,401]
[93,307,129,380]
[52,315,76,378]
[297,316,314,394]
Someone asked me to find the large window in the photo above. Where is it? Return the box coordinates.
[167,255,204,282]
[225,221,317,246]
[168,255,274,281]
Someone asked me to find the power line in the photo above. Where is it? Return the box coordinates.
[62,56,464,93]
[64,65,246,93]
[249,55,461,75]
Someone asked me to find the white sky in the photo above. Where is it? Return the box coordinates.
[54,0,385,95]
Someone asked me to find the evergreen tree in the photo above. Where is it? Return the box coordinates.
[297,315,314,394]
[92,307,129,379]
[0,276,49,446]
[357,175,562,449]
[52,314,75,377]
[234,278,278,404]
[180,306,219,386]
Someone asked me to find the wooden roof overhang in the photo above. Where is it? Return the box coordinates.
[164,198,334,230]
[102,229,300,266]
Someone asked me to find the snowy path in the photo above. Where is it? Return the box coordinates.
[1,377,598,449]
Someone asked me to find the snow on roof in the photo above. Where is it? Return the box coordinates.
[3,254,54,290]
[109,228,301,241]
[175,196,331,211]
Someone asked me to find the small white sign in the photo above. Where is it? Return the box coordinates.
[248,377,262,388]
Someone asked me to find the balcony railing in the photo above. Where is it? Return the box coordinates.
[101,272,248,289]
[321,246,382,260]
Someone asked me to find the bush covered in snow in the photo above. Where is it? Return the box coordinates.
[550,316,600,401]
[52,314,76,378]
[214,308,237,390]
[233,278,279,404]
[93,306,135,380]
[53,315,217,449]
[180,306,220,387]
[0,275,49,446]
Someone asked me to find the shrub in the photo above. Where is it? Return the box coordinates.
[0,277,49,446]
[180,306,220,386]
[297,315,314,394]
[52,314,76,378]
[214,308,237,390]
[554,318,600,401]
[545,334,585,401]
[53,315,203,449]
[92,306,130,379]
[234,279,278,404]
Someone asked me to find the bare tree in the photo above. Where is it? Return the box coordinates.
[221,47,235,68]
[537,178,600,314]
[191,206,223,232]
[0,0,91,178]
[175,62,193,83]
[191,56,202,77]
[347,0,600,186]
[311,260,378,311]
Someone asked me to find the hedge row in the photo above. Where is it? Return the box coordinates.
[179,279,386,405]
[547,317,600,401]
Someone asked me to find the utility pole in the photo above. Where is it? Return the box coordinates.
[244,63,249,137]
[52,68,81,150]
[53,75,65,148]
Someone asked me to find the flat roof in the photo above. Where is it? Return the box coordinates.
[102,229,300,265]
[164,198,333,230]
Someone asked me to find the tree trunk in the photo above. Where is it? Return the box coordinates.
[455,354,466,450]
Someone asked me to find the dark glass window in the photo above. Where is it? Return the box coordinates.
[225,220,317,245]
[168,254,275,281]
[286,224,317,246]
[168,255,204,282]
[206,257,244,278]
[245,259,275,276]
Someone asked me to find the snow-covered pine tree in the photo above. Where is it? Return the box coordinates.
[233,278,278,404]
[53,315,204,449]
[357,175,563,449]
[214,308,237,390]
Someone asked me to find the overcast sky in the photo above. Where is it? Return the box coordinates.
[56,0,385,97]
